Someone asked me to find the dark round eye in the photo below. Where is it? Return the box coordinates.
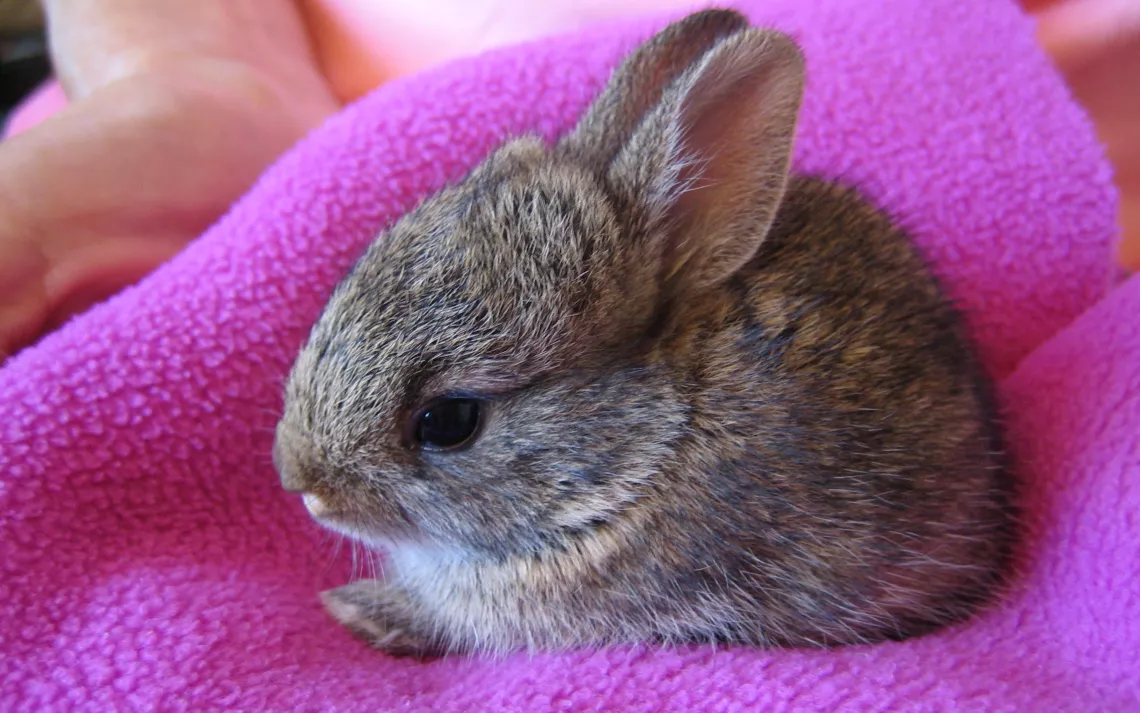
[412,397,483,451]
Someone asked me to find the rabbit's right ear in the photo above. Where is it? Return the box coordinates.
[558,9,749,167]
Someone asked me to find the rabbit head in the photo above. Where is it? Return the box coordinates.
[274,9,807,558]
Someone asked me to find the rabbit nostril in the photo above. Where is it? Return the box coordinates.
[280,474,308,493]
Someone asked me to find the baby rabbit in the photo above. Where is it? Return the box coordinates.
[274,8,1016,657]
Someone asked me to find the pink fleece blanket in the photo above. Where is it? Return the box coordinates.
[2,0,1136,709]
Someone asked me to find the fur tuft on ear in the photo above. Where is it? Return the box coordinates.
[558,9,750,168]
[610,28,806,293]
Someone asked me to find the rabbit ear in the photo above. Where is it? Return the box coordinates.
[610,29,805,293]
[558,9,749,167]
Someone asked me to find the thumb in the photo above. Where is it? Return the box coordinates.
[0,236,49,360]
[1032,0,1140,68]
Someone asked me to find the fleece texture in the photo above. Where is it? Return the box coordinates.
[1,0,1133,710]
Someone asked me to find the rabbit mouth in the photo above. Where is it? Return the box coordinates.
[302,492,331,517]
[302,489,420,543]
[315,515,421,557]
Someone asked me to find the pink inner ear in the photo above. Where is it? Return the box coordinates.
[665,34,804,290]
[558,9,750,171]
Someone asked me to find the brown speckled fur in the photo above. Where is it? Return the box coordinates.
[274,9,1016,656]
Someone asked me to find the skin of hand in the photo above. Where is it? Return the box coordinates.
[296,0,699,102]
[1026,0,1140,270]
[0,0,339,358]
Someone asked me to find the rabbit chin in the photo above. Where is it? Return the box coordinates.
[305,500,449,561]
[315,515,407,553]
[314,513,478,579]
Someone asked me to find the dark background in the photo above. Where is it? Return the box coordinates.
[0,0,50,133]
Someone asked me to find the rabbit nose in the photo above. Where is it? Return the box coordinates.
[272,431,310,493]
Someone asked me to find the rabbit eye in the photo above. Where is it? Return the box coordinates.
[412,397,483,451]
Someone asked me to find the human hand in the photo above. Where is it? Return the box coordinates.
[297,0,700,103]
[1024,0,1140,269]
[0,0,338,358]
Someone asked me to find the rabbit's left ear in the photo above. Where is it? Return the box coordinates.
[558,9,750,169]
[610,29,806,293]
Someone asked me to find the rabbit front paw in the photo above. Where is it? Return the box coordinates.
[320,580,442,659]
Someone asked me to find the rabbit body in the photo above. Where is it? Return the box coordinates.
[274,9,1016,656]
